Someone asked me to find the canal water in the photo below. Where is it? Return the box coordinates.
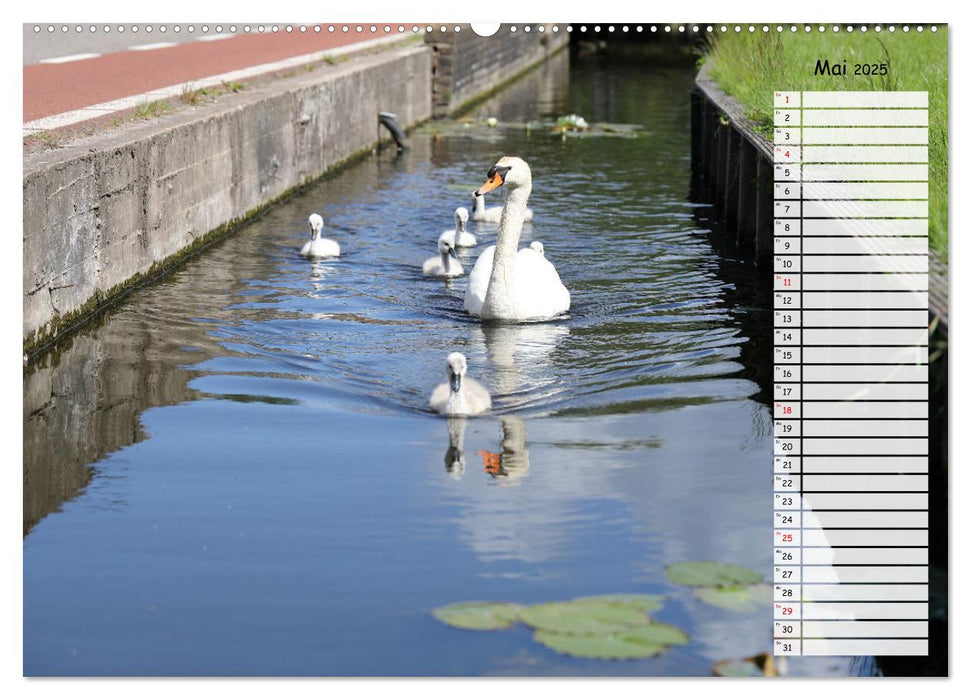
[23,49,856,676]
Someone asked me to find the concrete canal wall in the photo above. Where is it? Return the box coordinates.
[23,44,431,354]
[23,28,569,355]
[425,25,569,116]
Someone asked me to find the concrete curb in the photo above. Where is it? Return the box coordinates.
[23,33,416,137]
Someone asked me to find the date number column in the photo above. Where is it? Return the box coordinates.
[772,90,802,656]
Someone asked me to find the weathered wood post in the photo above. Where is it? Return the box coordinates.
[713,118,727,204]
[753,157,774,265]
[690,90,704,199]
[737,140,757,246]
[724,129,740,232]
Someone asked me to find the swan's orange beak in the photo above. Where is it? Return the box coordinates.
[474,172,503,196]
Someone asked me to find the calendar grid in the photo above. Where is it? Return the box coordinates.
[772,90,929,658]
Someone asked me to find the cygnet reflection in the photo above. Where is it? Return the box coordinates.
[442,416,530,484]
[444,417,467,479]
[307,259,340,295]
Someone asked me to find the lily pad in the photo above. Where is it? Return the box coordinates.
[665,561,763,588]
[519,600,649,635]
[596,122,643,134]
[571,594,666,613]
[695,584,773,613]
[621,621,690,646]
[431,601,524,631]
[533,629,667,660]
[713,658,762,676]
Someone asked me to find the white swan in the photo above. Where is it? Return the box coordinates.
[422,237,463,278]
[429,352,491,416]
[472,192,533,223]
[529,241,545,256]
[300,213,340,258]
[464,157,570,321]
[438,207,476,248]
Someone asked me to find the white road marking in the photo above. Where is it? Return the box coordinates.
[129,42,179,51]
[38,52,101,64]
[24,33,412,136]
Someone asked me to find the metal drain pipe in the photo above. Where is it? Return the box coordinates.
[378,111,407,151]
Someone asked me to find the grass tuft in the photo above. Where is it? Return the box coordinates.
[24,131,64,150]
[180,84,223,105]
[134,100,172,119]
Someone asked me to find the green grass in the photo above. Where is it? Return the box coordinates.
[703,29,948,258]
[24,131,64,150]
[134,100,172,119]
[180,84,224,105]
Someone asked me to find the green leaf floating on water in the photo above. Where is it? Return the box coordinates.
[571,594,666,613]
[623,621,690,646]
[713,658,763,676]
[519,600,650,635]
[596,122,642,134]
[431,601,524,631]
[433,595,689,661]
[533,629,667,660]
[695,584,773,613]
[665,561,763,588]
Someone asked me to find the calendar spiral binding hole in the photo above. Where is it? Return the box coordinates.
[32,23,940,35]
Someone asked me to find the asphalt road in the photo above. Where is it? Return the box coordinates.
[24,24,417,122]
[25,23,206,65]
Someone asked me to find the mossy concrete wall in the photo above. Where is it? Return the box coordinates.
[23,45,432,353]
[425,25,569,116]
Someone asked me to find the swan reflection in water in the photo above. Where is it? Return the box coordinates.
[477,322,570,413]
[479,416,529,483]
[439,307,568,483]
[443,416,530,484]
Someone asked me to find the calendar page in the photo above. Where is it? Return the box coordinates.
[769,88,937,660]
[20,13,949,682]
